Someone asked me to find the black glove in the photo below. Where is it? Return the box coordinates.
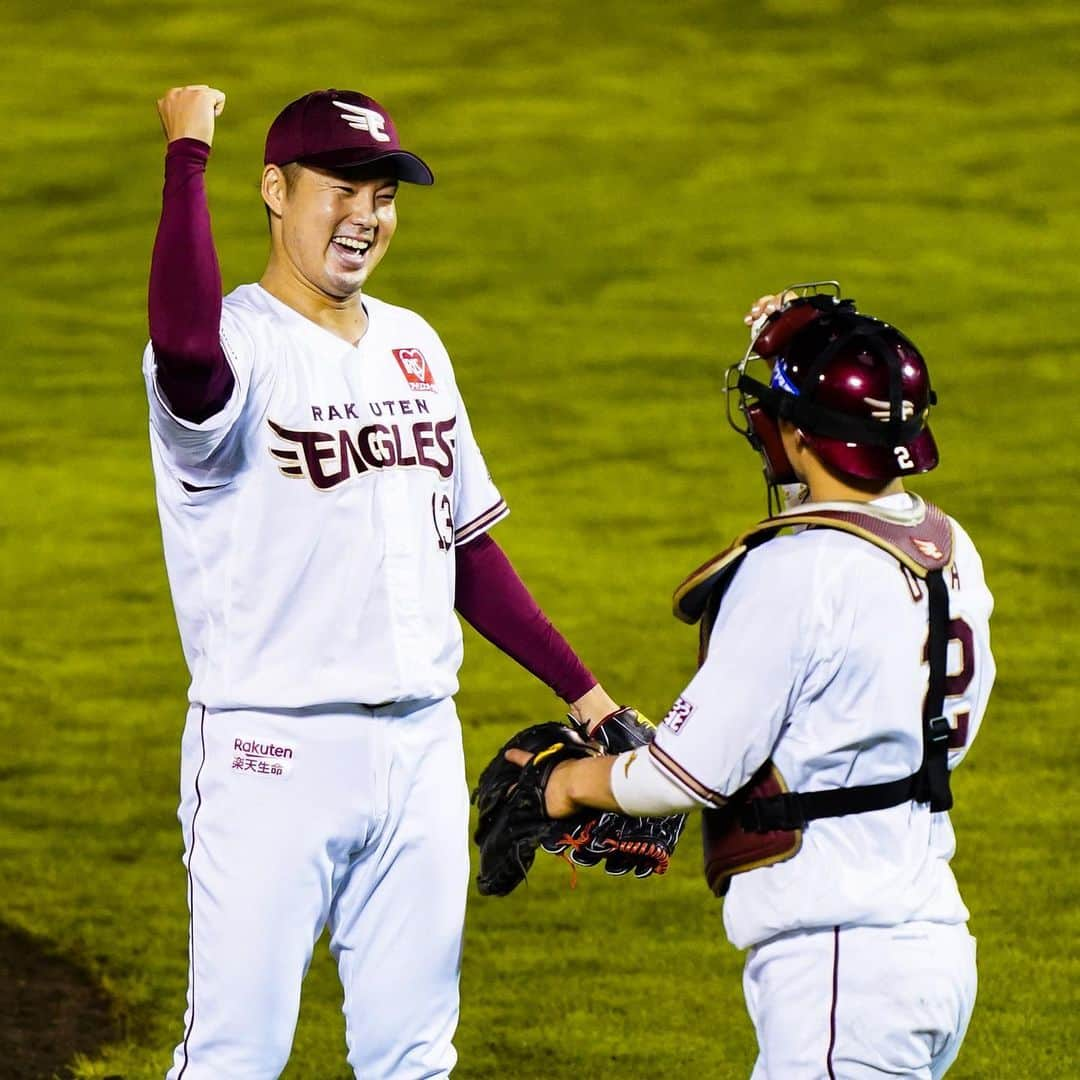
[471,722,601,897]
[542,707,688,878]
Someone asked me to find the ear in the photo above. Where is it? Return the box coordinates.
[262,165,287,218]
[778,419,809,460]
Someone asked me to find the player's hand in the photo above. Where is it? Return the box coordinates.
[504,748,578,818]
[157,85,226,147]
[567,684,621,735]
[743,289,799,327]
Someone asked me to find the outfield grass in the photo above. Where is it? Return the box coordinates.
[1,1,1078,1077]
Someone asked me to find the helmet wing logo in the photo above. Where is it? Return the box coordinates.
[864,396,915,422]
[332,100,391,142]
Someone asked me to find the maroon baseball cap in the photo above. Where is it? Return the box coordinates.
[264,89,434,185]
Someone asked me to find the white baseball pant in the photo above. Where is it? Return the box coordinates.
[744,920,977,1079]
[166,698,470,1079]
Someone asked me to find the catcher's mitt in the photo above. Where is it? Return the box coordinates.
[542,708,688,878]
[471,722,601,897]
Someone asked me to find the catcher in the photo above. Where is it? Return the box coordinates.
[473,285,994,1079]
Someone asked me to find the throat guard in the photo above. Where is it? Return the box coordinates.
[672,497,957,896]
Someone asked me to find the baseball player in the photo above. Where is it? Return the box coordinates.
[144,84,628,1078]
[502,287,995,1078]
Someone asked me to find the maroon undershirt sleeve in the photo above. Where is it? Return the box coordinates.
[148,138,234,422]
[455,533,597,704]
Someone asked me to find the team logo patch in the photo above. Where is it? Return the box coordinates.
[231,737,294,778]
[332,100,390,142]
[662,696,696,733]
[912,537,944,560]
[393,348,437,392]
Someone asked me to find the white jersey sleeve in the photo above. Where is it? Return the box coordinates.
[142,304,270,484]
[451,391,508,546]
[646,537,819,806]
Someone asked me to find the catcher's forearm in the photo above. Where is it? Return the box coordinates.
[547,755,621,817]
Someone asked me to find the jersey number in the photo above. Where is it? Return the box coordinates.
[922,617,975,748]
[432,493,453,551]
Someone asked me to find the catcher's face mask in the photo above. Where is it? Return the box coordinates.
[725,283,844,495]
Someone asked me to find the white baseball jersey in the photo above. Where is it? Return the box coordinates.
[143,284,507,709]
[612,493,994,949]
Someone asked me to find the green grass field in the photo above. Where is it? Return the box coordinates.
[2,1,1078,1076]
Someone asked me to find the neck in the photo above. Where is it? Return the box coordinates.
[260,255,368,345]
[805,467,906,505]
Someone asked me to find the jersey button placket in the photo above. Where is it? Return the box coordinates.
[366,339,423,689]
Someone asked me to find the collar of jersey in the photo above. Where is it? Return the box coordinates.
[254,283,376,351]
[777,491,923,526]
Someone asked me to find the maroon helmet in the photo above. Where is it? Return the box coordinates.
[727,286,938,488]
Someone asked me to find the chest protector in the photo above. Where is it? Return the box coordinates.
[672,497,956,897]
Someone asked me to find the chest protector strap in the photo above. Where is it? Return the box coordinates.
[672,498,955,895]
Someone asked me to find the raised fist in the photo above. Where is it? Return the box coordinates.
[157,85,226,147]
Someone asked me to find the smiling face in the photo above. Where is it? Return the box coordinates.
[263,163,399,300]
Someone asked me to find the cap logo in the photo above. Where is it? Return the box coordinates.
[864,396,915,422]
[332,100,391,142]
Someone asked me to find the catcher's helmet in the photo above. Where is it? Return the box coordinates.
[727,284,938,486]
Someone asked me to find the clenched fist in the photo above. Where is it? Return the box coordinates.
[157,85,226,146]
